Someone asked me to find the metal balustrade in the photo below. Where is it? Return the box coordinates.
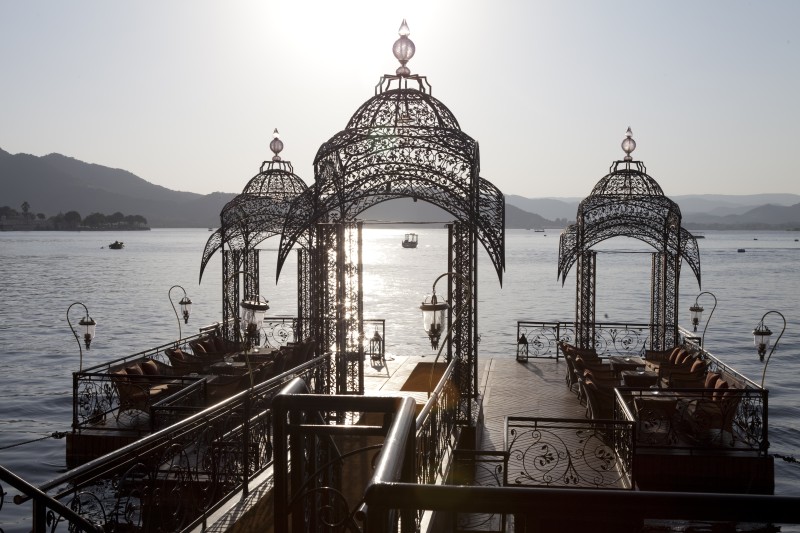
[5,356,329,533]
[516,321,651,361]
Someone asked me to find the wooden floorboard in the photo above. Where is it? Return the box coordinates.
[477,357,587,451]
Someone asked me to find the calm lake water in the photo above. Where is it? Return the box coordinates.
[1,228,799,526]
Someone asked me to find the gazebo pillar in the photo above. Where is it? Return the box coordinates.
[575,250,597,350]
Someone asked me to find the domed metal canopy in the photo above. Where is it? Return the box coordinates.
[557,128,701,350]
[558,128,701,285]
[200,130,308,281]
[277,21,504,284]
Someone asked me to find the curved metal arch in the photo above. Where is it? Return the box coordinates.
[277,139,505,284]
[199,160,309,282]
[558,160,701,286]
[277,84,504,284]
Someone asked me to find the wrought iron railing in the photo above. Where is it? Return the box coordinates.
[260,316,307,348]
[505,417,634,490]
[72,318,309,432]
[8,356,329,533]
[0,465,102,533]
[516,321,651,361]
[448,450,508,532]
[615,386,768,453]
[414,358,460,484]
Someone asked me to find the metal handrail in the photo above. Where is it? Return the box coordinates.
[364,483,800,530]
[15,354,330,529]
[0,465,102,533]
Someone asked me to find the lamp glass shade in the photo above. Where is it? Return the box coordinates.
[241,298,269,330]
[689,304,703,323]
[420,294,448,348]
[179,296,192,319]
[753,324,772,350]
[79,316,97,341]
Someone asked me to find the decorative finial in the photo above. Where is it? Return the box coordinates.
[269,128,284,161]
[621,127,636,161]
[392,19,415,77]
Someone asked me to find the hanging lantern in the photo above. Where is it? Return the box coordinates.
[689,303,704,332]
[420,291,449,350]
[79,315,97,350]
[753,322,772,360]
[179,295,193,324]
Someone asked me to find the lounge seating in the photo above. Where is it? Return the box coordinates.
[165,347,208,374]
[188,334,239,360]
[643,346,683,371]
[680,376,743,447]
[659,350,708,388]
[282,339,317,370]
[578,376,616,420]
[109,359,174,420]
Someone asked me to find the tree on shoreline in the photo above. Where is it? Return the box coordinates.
[1,206,148,229]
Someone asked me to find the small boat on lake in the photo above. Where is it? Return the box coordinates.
[402,232,418,248]
[108,241,124,249]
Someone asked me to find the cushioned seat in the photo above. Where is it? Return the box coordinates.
[165,347,207,374]
[579,377,616,420]
[110,367,171,420]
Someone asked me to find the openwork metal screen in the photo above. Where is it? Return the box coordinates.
[204,22,504,399]
[558,132,700,351]
[202,153,310,345]
[273,48,504,397]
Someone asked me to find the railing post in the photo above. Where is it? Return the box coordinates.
[763,390,769,455]
[72,372,79,430]
[242,390,251,497]
[31,500,46,533]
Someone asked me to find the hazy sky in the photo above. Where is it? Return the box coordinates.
[2,1,798,198]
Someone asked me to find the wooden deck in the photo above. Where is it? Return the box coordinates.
[476,356,585,451]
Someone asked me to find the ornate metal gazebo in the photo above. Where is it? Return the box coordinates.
[558,128,701,351]
[276,20,505,407]
[199,129,310,344]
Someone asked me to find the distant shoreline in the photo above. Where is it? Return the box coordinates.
[0,225,150,232]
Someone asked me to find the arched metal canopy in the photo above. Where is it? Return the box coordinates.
[199,135,309,282]
[276,79,505,284]
[557,129,701,351]
[558,158,701,286]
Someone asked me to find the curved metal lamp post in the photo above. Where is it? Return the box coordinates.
[420,271,472,395]
[168,285,193,341]
[67,302,97,371]
[689,291,717,347]
[753,310,786,389]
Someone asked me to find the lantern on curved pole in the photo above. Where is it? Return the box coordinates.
[689,291,716,347]
[752,310,786,388]
[420,289,450,351]
[168,284,193,341]
[419,271,472,395]
[239,273,269,350]
[67,302,97,371]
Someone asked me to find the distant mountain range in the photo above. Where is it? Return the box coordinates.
[1,148,798,230]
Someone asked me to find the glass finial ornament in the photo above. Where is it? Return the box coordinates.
[621,127,636,161]
[270,128,284,161]
[393,19,415,77]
